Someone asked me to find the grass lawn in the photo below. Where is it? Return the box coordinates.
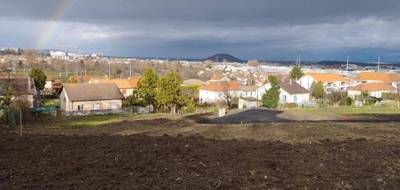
[54,113,191,128]
[288,101,400,116]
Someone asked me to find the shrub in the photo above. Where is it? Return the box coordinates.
[184,101,196,113]
[339,97,352,106]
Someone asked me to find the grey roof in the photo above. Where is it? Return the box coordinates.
[279,80,309,94]
[64,83,124,102]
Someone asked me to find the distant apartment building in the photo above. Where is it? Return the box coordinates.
[50,51,68,60]
[298,73,350,93]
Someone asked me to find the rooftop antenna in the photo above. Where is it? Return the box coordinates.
[346,56,349,71]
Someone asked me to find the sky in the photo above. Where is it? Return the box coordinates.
[1,0,400,62]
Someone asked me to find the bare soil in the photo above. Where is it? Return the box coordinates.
[3,111,400,189]
[2,131,400,190]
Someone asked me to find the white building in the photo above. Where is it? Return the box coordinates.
[50,51,67,60]
[199,81,270,104]
[298,73,350,92]
[278,80,310,105]
[348,82,397,98]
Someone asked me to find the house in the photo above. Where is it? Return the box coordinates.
[199,81,270,104]
[355,72,400,89]
[44,77,63,95]
[60,83,124,113]
[348,82,397,98]
[0,75,35,107]
[238,97,258,109]
[89,77,140,98]
[298,73,350,92]
[279,80,310,105]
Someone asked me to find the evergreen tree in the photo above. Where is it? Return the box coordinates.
[311,81,324,100]
[30,68,47,107]
[289,65,304,80]
[262,76,280,108]
[137,69,159,110]
[155,72,185,113]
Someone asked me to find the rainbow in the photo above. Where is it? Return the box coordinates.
[36,0,71,49]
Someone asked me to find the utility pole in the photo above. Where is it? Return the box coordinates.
[108,62,111,78]
[377,56,381,72]
[129,61,132,78]
[298,55,301,67]
[346,56,349,71]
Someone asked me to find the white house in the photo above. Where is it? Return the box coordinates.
[347,82,396,98]
[298,73,350,92]
[199,81,270,104]
[279,80,310,105]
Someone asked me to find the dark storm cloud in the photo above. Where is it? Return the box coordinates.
[1,0,400,61]
[1,0,400,26]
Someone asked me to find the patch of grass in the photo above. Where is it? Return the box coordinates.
[57,113,189,128]
[289,103,400,116]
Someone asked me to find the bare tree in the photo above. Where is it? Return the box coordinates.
[221,81,234,108]
[23,49,39,68]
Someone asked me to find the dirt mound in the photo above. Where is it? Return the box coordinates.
[1,132,400,189]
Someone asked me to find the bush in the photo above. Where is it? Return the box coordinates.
[339,97,352,106]
[364,96,380,105]
[184,101,196,113]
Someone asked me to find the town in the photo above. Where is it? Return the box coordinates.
[3,0,400,189]
[0,48,399,119]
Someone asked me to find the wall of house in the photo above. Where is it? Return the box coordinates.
[279,89,310,105]
[199,90,224,104]
[298,75,314,90]
[348,90,362,98]
[120,88,135,98]
[60,89,71,112]
[238,99,258,109]
[71,99,122,112]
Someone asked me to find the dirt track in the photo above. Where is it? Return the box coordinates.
[2,131,400,189]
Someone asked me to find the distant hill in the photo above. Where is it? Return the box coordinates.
[205,53,243,63]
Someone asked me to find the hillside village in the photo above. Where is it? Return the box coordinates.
[0,50,399,119]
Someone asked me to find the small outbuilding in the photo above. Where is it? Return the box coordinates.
[238,97,258,109]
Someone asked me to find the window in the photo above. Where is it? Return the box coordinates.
[111,102,118,110]
[293,95,298,103]
[282,95,287,102]
[93,103,101,110]
[77,104,84,111]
